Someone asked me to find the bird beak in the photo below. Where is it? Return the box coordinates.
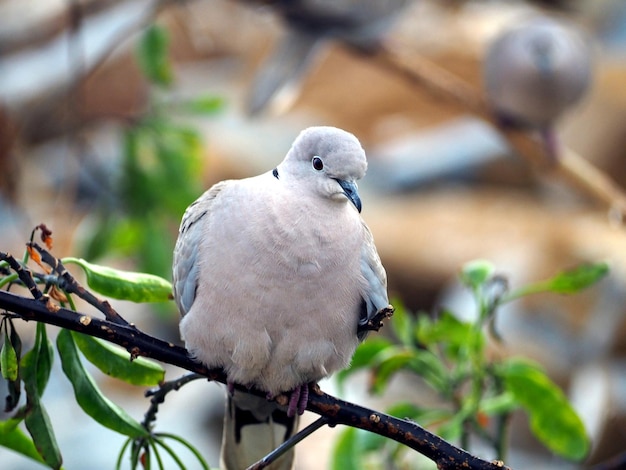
[335,179,362,213]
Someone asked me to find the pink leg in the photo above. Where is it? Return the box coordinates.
[287,383,310,417]
[287,386,301,418]
[297,383,309,415]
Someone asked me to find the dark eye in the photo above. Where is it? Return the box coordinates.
[312,156,324,171]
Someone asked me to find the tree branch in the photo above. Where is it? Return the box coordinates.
[0,288,509,470]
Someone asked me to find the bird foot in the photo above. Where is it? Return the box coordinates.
[287,383,311,418]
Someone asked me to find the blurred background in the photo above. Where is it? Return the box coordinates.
[1,0,626,468]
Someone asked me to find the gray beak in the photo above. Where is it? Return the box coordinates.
[335,179,362,213]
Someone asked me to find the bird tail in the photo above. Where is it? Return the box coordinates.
[221,391,299,470]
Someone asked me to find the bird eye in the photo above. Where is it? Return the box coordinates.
[312,156,324,171]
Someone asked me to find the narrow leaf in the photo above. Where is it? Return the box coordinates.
[506,262,609,301]
[56,329,148,438]
[499,359,589,460]
[331,427,361,470]
[370,349,414,395]
[137,24,172,86]
[154,432,210,470]
[63,257,173,303]
[5,321,23,410]
[0,418,46,465]
[35,323,53,396]
[416,310,480,360]
[24,401,63,469]
[20,323,53,398]
[389,299,414,346]
[406,349,450,395]
[542,262,609,294]
[479,392,518,416]
[1,327,18,381]
[71,331,164,386]
[180,95,225,115]
[336,337,392,387]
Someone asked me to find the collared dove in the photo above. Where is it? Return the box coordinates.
[172,126,389,469]
[483,16,593,129]
[244,0,411,115]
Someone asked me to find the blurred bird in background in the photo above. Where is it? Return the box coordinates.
[482,16,594,159]
[241,0,412,115]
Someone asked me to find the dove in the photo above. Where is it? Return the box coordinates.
[172,126,389,469]
[244,0,411,115]
[483,16,593,127]
[483,16,593,158]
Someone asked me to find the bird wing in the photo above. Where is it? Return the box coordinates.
[358,220,388,339]
[172,181,229,317]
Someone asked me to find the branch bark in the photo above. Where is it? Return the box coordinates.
[0,289,509,470]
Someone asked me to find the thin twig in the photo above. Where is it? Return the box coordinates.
[0,252,43,300]
[143,373,206,429]
[246,417,330,470]
[26,242,131,326]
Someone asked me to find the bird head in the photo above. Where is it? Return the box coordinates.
[278,126,367,212]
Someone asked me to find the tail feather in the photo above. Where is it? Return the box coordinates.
[221,391,299,470]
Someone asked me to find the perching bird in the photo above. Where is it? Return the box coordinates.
[483,16,593,157]
[244,0,411,115]
[483,16,592,127]
[172,126,389,469]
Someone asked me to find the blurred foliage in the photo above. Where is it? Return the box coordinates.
[333,260,609,468]
[83,24,223,279]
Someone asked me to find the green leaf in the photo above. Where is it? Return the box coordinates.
[389,299,414,346]
[18,325,61,468]
[542,262,609,294]
[35,324,53,396]
[460,259,495,290]
[4,322,22,410]
[137,24,172,86]
[336,337,393,387]
[62,257,173,303]
[499,359,589,460]
[24,401,63,469]
[436,413,464,442]
[330,427,363,470]
[1,326,18,381]
[71,331,164,386]
[506,262,609,301]
[404,349,450,395]
[416,310,480,360]
[20,323,53,398]
[479,392,518,416]
[154,433,210,470]
[180,95,225,115]
[370,348,414,395]
[56,329,148,438]
[369,346,449,396]
[0,418,46,466]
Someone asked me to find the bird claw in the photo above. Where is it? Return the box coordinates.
[287,383,310,417]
